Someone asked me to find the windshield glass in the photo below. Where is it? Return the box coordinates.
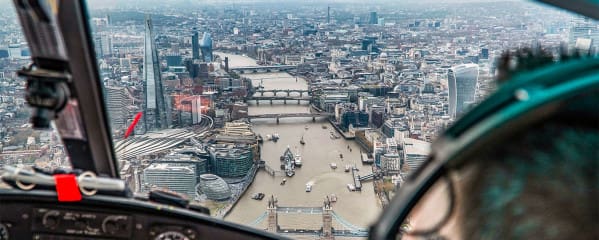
[0,3,65,173]
[3,0,597,238]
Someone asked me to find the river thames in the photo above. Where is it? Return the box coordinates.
[217,52,382,237]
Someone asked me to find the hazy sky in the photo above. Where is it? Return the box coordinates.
[0,0,529,10]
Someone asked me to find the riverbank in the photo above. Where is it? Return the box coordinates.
[328,118,356,139]
[213,164,259,218]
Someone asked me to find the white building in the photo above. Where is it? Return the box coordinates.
[402,138,431,173]
[143,163,197,197]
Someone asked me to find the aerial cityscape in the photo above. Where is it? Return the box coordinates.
[1,0,597,239]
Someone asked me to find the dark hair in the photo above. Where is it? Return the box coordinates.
[460,121,598,239]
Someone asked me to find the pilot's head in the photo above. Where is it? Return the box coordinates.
[405,116,598,240]
[401,52,598,240]
[457,119,598,239]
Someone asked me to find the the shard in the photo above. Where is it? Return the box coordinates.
[143,15,167,131]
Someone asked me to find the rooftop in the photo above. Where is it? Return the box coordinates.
[403,138,431,156]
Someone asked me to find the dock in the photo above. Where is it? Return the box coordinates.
[361,153,374,164]
[327,118,355,140]
[351,167,362,191]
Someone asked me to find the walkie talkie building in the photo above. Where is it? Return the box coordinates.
[448,64,479,118]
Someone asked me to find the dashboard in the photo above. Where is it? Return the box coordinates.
[0,189,286,240]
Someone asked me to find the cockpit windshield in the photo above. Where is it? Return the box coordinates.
[2,0,598,239]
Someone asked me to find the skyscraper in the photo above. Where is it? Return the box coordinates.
[327,6,330,24]
[199,32,213,62]
[104,86,130,132]
[143,15,167,131]
[369,12,378,25]
[448,64,479,118]
[101,33,113,57]
[192,29,200,60]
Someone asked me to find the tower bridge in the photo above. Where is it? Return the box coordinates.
[249,196,369,239]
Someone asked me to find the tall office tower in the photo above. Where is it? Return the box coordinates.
[101,33,113,57]
[199,32,213,62]
[369,11,378,25]
[93,35,103,58]
[224,57,229,72]
[191,96,202,124]
[327,6,330,23]
[448,64,479,118]
[569,17,599,53]
[192,28,200,60]
[143,15,167,131]
[104,86,130,132]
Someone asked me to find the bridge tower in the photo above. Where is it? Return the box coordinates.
[267,195,278,232]
[321,196,334,240]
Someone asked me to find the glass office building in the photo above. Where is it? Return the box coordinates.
[208,143,253,178]
[448,64,478,118]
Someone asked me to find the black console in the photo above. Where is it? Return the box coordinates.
[0,189,285,240]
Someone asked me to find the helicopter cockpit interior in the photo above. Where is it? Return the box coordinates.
[0,0,597,239]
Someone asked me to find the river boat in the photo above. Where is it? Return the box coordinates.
[251,193,265,200]
[330,194,337,202]
[281,146,296,176]
[294,153,302,167]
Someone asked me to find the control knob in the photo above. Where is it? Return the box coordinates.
[102,216,127,234]
[42,210,60,229]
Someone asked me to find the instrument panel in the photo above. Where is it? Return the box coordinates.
[0,189,284,240]
[3,204,198,240]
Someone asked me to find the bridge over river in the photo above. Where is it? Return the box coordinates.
[248,112,333,123]
[247,96,312,105]
[230,65,296,74]
[247,196,369,239]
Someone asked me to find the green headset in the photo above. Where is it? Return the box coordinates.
[368,55,599,239]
